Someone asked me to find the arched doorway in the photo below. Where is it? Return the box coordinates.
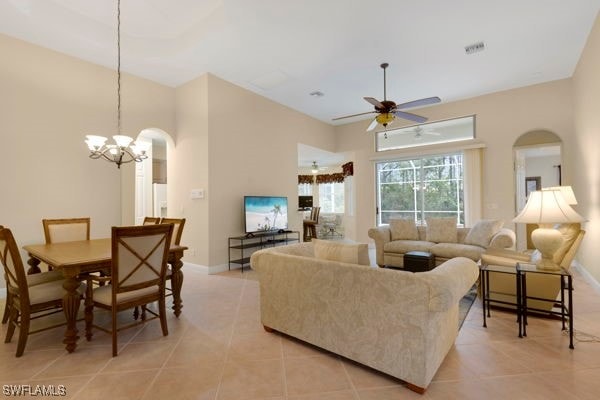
[513,130,563,250]
[134,128,175,225]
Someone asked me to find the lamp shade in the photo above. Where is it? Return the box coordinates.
[542,186,577,205]
[513,189,584,224]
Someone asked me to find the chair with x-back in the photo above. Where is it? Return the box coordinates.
[1,226,85,357]
[84,223,173,356]
[142,217,161,225]
[42,217,90,244]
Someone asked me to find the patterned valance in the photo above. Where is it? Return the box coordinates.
[342,161,353,177]
[316,173,345,184]
[298,175,314,185]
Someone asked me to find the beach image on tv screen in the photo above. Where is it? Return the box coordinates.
[245,196,288,232]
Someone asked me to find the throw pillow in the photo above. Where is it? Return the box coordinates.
[312,239,370,265]
[425,217,457,243]
[464,219,504,248]
[389,218,419,241]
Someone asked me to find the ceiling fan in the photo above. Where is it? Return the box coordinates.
[332,63,441,131]
[411,126,442,139]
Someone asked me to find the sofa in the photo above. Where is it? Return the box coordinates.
[368,218,515,269]
[250,241,479,393]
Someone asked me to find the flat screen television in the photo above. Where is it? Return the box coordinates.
[244,196,288,233]
[298,195,313,209]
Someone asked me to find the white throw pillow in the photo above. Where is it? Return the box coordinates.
[464,219,504,248]
[425,217,458,243]
[389,218,419,241]
[312,239,370,265]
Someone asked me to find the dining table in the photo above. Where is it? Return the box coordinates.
[23,238,187,353]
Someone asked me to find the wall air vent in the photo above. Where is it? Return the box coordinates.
[464,41,485,55]
[309,90,324,97]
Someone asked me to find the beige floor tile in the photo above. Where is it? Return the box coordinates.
[216,359,285,400]
[227,331,282,361]
[288,390,358,400]
[0,349,66,381]
[480,374,579,400]
[100,341,177,373]
[447,343,532,377]
[33,345,113,378]
[74,370,158,400]
[537,367,600,400]
[341,359,402,389]
[142,365,222,400]
[357,386,428,400]
[285,355,352,396]
[431,346,479,382]
[426,379,495,400]
[281,336,328,359]
[164,337,227,368]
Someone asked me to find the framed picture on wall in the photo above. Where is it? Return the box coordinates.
[525,176,541,198]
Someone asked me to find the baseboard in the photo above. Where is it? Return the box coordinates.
[573,261,600,293]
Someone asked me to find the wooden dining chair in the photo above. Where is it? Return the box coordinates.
[1,225,63,325]
[303,207,320,241]
[143,217,161,225]
[84,224,174,356]
[134,218,185,320]
[42,217,90,244]
[1,227,84,357]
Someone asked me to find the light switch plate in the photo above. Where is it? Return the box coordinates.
[191,189,204,199]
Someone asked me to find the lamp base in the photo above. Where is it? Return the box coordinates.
[531,228,563,271]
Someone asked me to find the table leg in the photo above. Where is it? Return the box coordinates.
[26,255,42,274]
[170,252,184,317]
[62,271,81,353]
[481,268,487,328]
[517,270,522,338]
[568,275,574,349]
[522,272,527,337]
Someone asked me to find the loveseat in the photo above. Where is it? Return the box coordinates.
[369,218,515,269]
[250,241,478,393]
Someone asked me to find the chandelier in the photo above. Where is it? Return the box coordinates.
[84,0,149,168]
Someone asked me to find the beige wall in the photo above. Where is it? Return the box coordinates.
[335,79,575,245]
[206,74,335,267]
[572,13,600,282]
[0,34,174,288]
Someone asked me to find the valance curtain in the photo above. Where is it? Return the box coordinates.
[298,175,314,185]
[316,173,345,184]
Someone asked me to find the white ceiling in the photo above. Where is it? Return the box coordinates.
[1,0,599,125]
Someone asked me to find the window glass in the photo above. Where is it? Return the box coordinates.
[319,182,344,213]
[376,153,463,225]
[376,115,475,151]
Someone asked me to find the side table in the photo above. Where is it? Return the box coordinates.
[479,263,518,328]
[516,262,574,349]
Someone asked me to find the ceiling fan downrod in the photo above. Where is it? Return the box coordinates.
[381,63,389,101]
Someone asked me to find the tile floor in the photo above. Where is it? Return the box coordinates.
[1,264,600,399]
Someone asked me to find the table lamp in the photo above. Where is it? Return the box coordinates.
[542,186,577,205]
[513,189,584,270]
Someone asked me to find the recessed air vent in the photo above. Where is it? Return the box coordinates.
[309,90,324,97]
[465,41,485,55]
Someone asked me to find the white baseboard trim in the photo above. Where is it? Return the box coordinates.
[182,262,238,275]
[573,261,600,293]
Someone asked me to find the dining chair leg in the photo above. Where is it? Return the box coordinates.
[84,287,93,341]
[133,306,140,320]
[112,310,118,357]
[159,296,168,337]
[1,292,11,324]
[4,307,18,343]
[15,310,30,357]
[141,305,147,321]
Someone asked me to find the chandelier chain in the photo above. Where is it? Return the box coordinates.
[117,0,121,134]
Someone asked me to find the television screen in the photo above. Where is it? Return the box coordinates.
[244,196,288,233]
[298,195,313,209]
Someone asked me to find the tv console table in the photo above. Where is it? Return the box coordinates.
[228,230,300,272]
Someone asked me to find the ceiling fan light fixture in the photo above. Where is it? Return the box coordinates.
[376,113,394,126]
[311,161,319,174]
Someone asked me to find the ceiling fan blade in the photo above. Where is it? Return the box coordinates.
[364,97,384,108]
[395,96,441,110]
[394,110,428,123]
[366,118,378,131]
[425,131,442,136]
[332,111,377,121]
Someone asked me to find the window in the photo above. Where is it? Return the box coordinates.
[319,182,344,213]
[298,183,312,196]
[376,153,464,225]
[376,115,475,152]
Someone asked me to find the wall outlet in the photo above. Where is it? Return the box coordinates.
[190,189,204,199]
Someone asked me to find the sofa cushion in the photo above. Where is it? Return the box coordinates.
[389,218,419,241]
[430,242,484,261]
[425,217,457,243]
[464,219,504,248]
[384,240,435,254]
[312,239,370,265]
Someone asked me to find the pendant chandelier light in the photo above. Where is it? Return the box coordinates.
[84,0,150,168]
[311,161,319,174]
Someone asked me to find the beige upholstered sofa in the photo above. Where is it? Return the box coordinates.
[369,220,515,269]
[250,242,478,393]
